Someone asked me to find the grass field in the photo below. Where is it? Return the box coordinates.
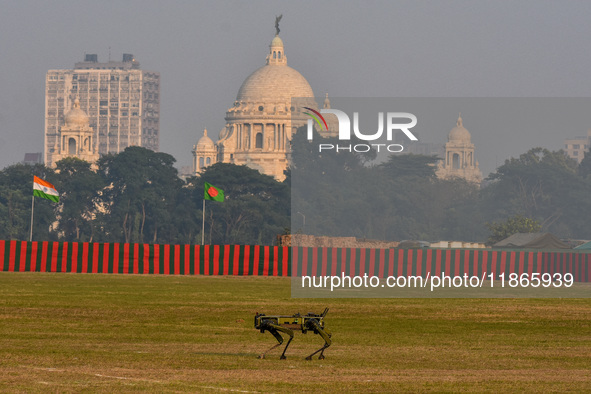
[0,273,590,392]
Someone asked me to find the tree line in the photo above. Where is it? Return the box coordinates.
[0,147,288,245]
[290,129,591,244]
[2,135,591,245]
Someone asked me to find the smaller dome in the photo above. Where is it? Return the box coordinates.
[448,114,471,142]
[271,35,284,48]
[196,128,215,150]
[64,98,89,127]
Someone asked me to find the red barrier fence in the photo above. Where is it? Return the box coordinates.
[0,241,589,282]
[0,241,289,276]
[291,247,590,282]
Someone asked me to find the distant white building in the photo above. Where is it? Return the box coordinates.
[192,28,321,181]
[51,98,99,165]
[436,114,482,184]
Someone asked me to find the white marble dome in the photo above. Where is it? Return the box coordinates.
[270,35,284,48]
[64,98,89,127]
[448,114,471,142]
[236,66,314,103]
[195,128,215,150]
[235,36,314,103]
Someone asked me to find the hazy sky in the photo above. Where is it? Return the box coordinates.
[2,0,591,176]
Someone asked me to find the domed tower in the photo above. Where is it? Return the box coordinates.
[192,128,217,175]
[215,23,317,181]
[321,93,339,137]
[437,114,482,184]
[51,98,98,166]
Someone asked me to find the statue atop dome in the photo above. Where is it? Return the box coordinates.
[275,14,282,36]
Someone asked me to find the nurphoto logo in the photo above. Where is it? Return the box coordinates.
[304,107,418,153]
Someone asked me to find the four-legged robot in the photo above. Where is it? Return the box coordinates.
[254,308,332,360]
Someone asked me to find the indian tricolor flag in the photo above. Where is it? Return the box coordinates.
[33,176,59,203]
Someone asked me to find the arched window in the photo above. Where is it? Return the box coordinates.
[206,157,211,165]
[199,157,204,168]
[68,138,77,155]
[273,51,277,59]
[278,51,282,59]
[452,153,460,169]
[256,132,263,149]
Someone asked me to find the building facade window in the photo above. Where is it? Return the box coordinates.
[68,138,76,155]
[452,153,460,169]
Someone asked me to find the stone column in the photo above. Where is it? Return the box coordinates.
[238,124,242,150]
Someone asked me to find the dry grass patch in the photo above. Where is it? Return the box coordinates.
[0,273,589,392]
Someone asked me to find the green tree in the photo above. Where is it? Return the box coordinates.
[486,214,542,244]
[96,147,183,243]
[290,127,377,238]
[0,164,56,241]
[197,163,290,245]
[290,127,375,177]
[377,153,439,179]
[53,157,104,242]
[290,126,485,242]
[577,148,591,179]
[483,147,590,237]
[171,176,204,244]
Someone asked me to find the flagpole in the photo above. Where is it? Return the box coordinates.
[202,199,205,245]
[29,195,35,242]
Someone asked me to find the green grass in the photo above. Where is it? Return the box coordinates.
[0,273,590,392]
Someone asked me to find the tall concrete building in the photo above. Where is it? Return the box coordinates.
[44,54,160,167]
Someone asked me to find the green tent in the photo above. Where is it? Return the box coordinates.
[493,233,570,249]
[574,240,591,250]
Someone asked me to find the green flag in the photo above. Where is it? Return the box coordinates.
[204,182,224,202]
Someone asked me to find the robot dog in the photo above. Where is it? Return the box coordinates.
[254,308,331,360]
